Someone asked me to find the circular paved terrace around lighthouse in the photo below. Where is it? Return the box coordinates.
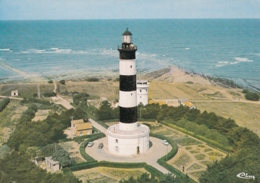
[84,136,172,174]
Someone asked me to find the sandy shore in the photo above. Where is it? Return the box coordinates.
[142,66,211,85]
[0,63,241,89]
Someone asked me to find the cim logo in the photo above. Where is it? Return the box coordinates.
[237,172,255,180]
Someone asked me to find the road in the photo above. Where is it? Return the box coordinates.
[88,118,107,134]
[51,82,74,109]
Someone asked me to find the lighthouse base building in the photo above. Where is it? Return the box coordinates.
[107,123,150,156]
[107,28,150,156]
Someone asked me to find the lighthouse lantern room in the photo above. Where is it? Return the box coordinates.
[122,28,132,43]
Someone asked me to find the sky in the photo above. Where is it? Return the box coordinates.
[0,0,260,20]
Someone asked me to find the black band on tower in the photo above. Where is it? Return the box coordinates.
[120,75,136,91]
[120,106,137,123]
[118,50,136,59]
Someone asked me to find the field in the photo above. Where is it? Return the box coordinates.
[148,81,208,100]
[0,83,54,98]
[32,110,50,122]
[148,81,260,136]
[58,80,118,101]
[73,167,148,183]
[193,101,260,136]
[0,100,27,145]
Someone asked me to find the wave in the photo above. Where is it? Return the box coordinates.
[53,48,72,53]
[216,57,253,67]
[215,61,229,67]
[234,57,253,62]
[20,47,116,55]
[0,48,10,51]
[26,49,46,53]
[185,48,190,50]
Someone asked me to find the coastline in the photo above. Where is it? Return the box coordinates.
[142,65,242,89]
[0,65,242,90]
[1,65,260,137]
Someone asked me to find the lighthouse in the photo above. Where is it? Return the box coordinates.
[107,28,150,156]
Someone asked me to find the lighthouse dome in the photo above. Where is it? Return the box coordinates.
[122,28,132,35]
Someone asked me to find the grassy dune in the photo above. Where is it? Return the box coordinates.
[58,80,119,101]
[193,101,260,136]
[149,81,208,100]
[149,81,260,136]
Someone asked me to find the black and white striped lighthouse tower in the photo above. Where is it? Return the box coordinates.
[118,28,138,130]
[107,28,150,156]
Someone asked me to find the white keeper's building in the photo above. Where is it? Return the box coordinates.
[137,80,149,106]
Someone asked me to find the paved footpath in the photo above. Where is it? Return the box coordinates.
[0,95,23,100]
[88,118,172,174]
[88,118,107,134]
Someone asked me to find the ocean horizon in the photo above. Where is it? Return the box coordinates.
[0,19,259,90]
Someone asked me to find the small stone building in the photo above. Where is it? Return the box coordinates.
[71,119,92,137]
[45,156,60,173]
[11,90,19,96]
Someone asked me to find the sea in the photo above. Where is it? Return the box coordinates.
[0,19,259,90]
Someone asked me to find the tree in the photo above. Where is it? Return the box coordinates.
[185,108,200,121]
[41,143,63,157]
[59,80,66,85]
[0,98,10,112]
[119,173,158,183]
[42,92,56,97]
[73,92,89,106]
[159,173,177,183]
[141,103,160,119]
[52,149,76,167]
[97,100,114,120]
[72,107,88,120]
[0,151,80,183]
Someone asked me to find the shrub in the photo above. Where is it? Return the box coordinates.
[59,80,66,85]
[86,77,99,82]
[245,92,259,101]
[0,98,10,112]
[43,92,56,97]
[73,92,89,105]
[21,97,52,105]
[242,89,249,93]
